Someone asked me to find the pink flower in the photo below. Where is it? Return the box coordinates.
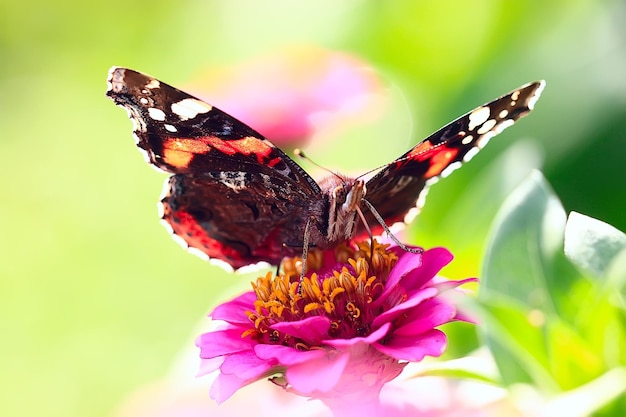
[187,46,384,148]
[196,240,477,415]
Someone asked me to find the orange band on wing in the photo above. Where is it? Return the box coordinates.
[424,147,459,178]
[203,136,274,160]
[162,138,211,169]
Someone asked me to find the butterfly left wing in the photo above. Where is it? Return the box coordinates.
[106,67,318,186]
[361,81,545,232]
[106,67,325,270]
[160,169,325,270]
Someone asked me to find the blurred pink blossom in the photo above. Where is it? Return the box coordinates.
[187,46,384,148]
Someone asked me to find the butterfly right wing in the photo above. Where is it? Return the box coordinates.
[362,81,545,233]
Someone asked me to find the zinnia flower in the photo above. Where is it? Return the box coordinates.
[196,239,476,416]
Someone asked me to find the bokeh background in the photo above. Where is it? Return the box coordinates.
[1,1,625,416]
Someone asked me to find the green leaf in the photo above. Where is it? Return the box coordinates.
[607,249,626,303]
[477,296,559,389]
[481,170,567,311]
[478,171,626,397]
[479,171,586,389]
[536,367,626,417]
[564,212,626,279]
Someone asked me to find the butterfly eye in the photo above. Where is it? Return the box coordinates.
[332,185,344,200]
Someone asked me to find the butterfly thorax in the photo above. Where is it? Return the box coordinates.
[318,175,366,244]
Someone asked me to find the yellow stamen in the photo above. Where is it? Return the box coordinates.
[246,239,399,348]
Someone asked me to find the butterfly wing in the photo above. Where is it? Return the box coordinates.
[362,81,545,232]
[160,169,325,270]
[106,67,323,269]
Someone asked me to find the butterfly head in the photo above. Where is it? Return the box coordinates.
[318,175,366,244]
[337,179,366,214]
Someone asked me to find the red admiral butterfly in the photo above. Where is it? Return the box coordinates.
[106,67,544,271]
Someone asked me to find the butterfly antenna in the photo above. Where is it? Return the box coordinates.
[294,149,344,182]
[361,199,423,257]
[354,147,438,181]
[354,160,397,181]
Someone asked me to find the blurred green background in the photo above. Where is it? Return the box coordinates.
[1,1,625,416]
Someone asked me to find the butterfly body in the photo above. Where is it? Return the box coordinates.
[106,67,544,270]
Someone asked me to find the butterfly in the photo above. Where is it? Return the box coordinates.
[106,66,544,271]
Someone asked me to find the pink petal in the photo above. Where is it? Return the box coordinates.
[372,287,438,328]
[220,350,275,380]
[432,276,478,291]
[197,356,224,376]
[324,322,392,348]
[393,299,456,336]
[383,247,423,289]
[399,247,454,291]
[210,292,256,324]
[255,344,326,366]
[196,329,254,359]
[376,248,452,308]
[285,350,350,394]
[454,309,479,324]
[374,329,447,361]
[210,372,249,404]
[270,315,331,344]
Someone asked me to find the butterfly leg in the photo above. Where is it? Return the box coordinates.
[354,205,375,259]
[362,199,423,257]
[299,218,313,284]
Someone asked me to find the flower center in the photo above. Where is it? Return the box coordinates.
[244,239,398,349]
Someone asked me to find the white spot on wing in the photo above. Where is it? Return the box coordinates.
[403,206,420,225]
[468,106,490,131]
[463,146,480,162]
[187,247,210,261]
[160,211,270,273]
[477,118,497,134]
[527,81,546,110]
[159,180,172,201]
[477,131,496,148]
[236,261,272,274]
[499,109,509,118]
[415,187,430,210]
[170,231,190,249]
[145,79,160,89]
[157,201,166,219]
[461,134,474,145]
[219,171,247,192]
[106,67,115,92]
[148,107,166,121]
[159,217,174,234]
[121,105,146,133]
[494,119,515,133]
[164,124,177,132]
[171,98,212,121]
[440,161,462,178]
